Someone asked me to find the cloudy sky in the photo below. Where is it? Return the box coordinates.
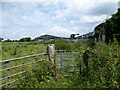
[1,0,119,40]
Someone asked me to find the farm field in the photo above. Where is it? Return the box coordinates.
[2,42,47,60]
[1,42,48,88]
[1,40,120,88]
[1,40,89,88]
[1,1,120,88]
[18,40,120,88]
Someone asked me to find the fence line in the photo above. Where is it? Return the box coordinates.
[1,49,80,88]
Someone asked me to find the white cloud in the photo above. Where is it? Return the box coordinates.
[1,0,44,2]
[3,0,119,2]
[1,0,119,39]
[51,0,117,22]
[2,3,53,27]
[48,25,76,37]
[80,15,108,23]
[98,0,119,2]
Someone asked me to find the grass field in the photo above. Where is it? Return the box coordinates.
[1,42,48,88]
[1,40,84,88]
[2,42,47,60]
[1,39,120,88]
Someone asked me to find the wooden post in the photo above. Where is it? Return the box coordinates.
[47,44,55,64]
[47,44,57,79]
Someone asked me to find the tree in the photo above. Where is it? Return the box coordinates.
[70,34,75,39]
[70,34,79,39]
[19,37,31,42]
[4,39,12,42]
[94,8,120,43]
[0,38,3,42]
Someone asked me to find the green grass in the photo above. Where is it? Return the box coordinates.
[2,42,47,60]
[1,39,94,88]
[1,40,86,88]
[17,40,120,88]
[1,42,47,88]
[1,39,120,88]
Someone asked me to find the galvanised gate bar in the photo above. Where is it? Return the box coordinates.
[55,50,80,73]
[0,53,47,88]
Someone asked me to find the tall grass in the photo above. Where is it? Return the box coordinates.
[41,39,74,50]
[2,42,46,60]
[41,38,94,50]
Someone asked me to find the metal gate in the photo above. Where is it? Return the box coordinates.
[0,53,47,88]
[55,50,80,73]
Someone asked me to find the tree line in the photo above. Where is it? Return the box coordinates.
[4,37,32,42]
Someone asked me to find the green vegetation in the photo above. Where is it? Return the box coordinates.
[2,4,120,89]
[1,38,120,88]
[2,42,46,60]
[19,37,31,42]
[1,42,47,88]
[13,39,119,88]
[4,37,32,42]
[94,8,120,43]
[40,39,74,50]
[79,40,120,88]
[40,38,93,51]
[70,34,79,39]
[1,37,120,88]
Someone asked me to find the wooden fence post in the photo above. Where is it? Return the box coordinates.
[47,44,57,79]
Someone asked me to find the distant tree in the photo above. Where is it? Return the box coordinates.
[70,34,79,39]
[4,39,12,42]
[19,37,31,42]
[0,38,3,42]
[70,34,75,39]
[14,40,19,42]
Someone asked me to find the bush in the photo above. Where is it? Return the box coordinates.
[79,41,120,88]
[42,39,74,50]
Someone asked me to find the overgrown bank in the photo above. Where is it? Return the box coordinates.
[79,41,120,88]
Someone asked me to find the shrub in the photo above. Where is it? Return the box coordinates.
[42,39,74,50]
[79,41,120,88]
